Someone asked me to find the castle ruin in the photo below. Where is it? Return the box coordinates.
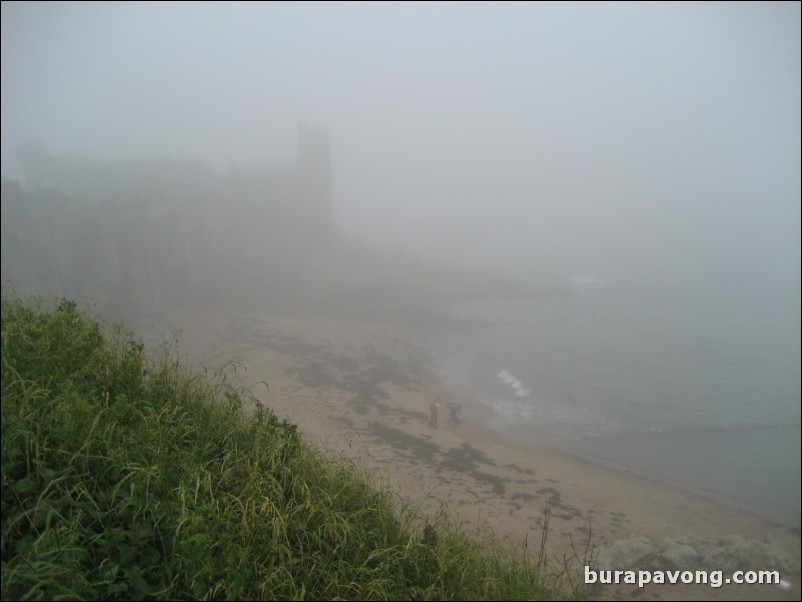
[2,125,338,317]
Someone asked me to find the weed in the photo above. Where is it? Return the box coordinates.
[1,289,564,600]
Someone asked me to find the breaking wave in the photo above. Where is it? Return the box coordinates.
[496,369,531,397]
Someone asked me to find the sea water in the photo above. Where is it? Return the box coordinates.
[425,277,801,526]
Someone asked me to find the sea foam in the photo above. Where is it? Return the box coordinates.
[497,369,531,397]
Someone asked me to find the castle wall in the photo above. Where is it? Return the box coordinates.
[5,126,337,315]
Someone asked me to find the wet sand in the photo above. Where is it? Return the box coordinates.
[164,308,801,601]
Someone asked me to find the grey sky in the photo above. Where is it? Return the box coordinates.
[2,1,799,286]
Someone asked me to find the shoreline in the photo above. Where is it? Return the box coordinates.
[443,376,801,528]
[158,307,801,601]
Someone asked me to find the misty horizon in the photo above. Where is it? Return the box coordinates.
[2,2,799,292]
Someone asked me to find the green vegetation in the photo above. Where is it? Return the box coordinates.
[1,291,560,600]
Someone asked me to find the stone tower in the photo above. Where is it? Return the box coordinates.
[294,124,333,236]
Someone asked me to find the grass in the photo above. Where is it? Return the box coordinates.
[1,290,565,600]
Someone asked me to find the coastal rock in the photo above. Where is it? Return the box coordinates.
[655,538,699,571]
[595,534,656,570]
[693,535,783,573]
[595,532,799,576]
[764,527,802,574]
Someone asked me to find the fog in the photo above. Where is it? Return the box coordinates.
[2,1,802,550]
[3,1,799,295]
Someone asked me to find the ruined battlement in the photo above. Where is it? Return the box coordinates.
[14,125,334,236]
[4,126,338,316]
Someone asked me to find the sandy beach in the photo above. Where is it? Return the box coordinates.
[161,308,800,601]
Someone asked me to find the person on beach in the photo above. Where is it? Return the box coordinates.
[429,400,440,429]
[449,401,462,425]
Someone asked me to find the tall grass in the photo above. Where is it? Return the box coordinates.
[1,290,561,600]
